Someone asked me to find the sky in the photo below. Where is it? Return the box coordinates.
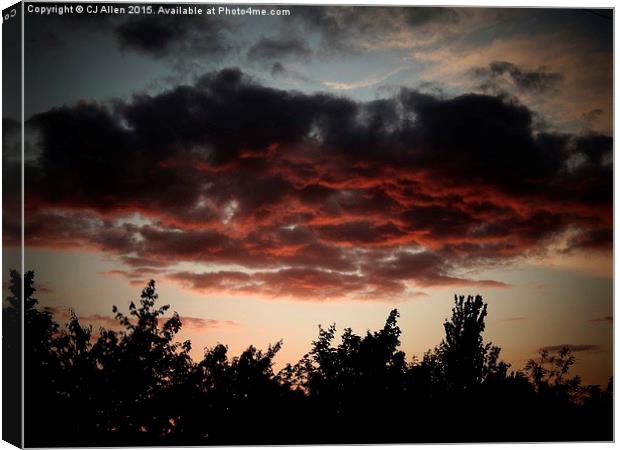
[3,5,613,385]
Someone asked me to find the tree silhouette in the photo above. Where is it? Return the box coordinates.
[86,280,193,444]
[13,270,64,446]
[2,270,23,445]
[6,271,612,446]
[422,294,509,393]
[174,340,291,444]
[525,347,582,400]
[286,309,414,442]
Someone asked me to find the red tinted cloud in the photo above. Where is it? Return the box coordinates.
[13,69,611,301]
[167,268,407,301]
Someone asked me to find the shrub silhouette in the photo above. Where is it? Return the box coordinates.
[4,271,612,446]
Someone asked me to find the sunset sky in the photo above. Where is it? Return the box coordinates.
[4,5,612,385]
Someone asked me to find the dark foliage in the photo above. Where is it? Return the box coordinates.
[6,271,611,446]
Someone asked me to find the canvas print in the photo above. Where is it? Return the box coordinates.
[2,2,613,447]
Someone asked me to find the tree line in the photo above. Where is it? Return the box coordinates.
[3,270,612,446]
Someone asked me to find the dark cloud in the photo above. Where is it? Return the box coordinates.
[2,117,20,152]
[589,316,613,324]
[475,61,563,93]
[269,61,319,86]
[115,15,229,58]
[269,61,316,84]
[271,61,286,76]
[26,11,232,64]
[574,133,612,165]
[18,68,611,300]
[539,344,602,354]
[316,221,406,246]
[2,118,22,242]
[24,68,606,204]
[46,306,238,331]
[247,37,312,61]
[402,7,460,27]
[122,68,321,164]
[398,91,565,190]
[29,6,460,63]
[582,108,604,126]
[565,228,612,252]
[21,6,445,75]
[368,250,508,288]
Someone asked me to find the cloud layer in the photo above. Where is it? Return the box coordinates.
[12,68,611,301]
[539,344,602,354]
[46,306,239,332]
